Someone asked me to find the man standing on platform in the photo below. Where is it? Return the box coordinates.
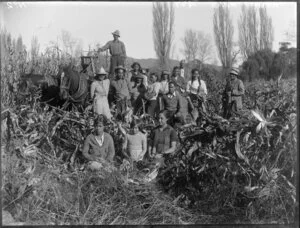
[98,30,126,79]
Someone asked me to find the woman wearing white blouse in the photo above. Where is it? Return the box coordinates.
[186,68,208,116]
[186,68,207,98]
[90,67,112,120]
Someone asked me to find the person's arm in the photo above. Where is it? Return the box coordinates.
[148,130,156,157]
[186,81,191,93]
[162,95,167,109]
[127,72,132,84]
[105,79,110,96]
[121,41,126,58]
[181,77,187,90]
[163,129,178,154]
[176,94,183,115]
[163,141,177,154]
[202,80,208,95]
[238,80,245,96]
[232,80,245,96]
[143,74,148,88]
[117,122,127,136]
[126,78,132,94]
[99,41,110,52]
[90,82,96,99]
[82,135,95,161]
[107,135,115,162]
[109,81,116,102]
[186,95,194,110]
[141,133,147,158]
[154,83,161,96]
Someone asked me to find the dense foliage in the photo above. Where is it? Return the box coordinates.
[1,30,298,225]
[157,78,297,223]
[240,48,297,82]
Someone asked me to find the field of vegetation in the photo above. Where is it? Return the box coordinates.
[1,31,298,225]
[1,73,297,225]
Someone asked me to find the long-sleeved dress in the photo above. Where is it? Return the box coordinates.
[82,133,115,163]
[91,79,112,119]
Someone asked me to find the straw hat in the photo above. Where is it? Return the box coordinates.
[95,67,107,76]
[112,30,120,37]
[230,68,239,76]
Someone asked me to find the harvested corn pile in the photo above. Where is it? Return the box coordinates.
[1,78,297,225]
[157,78,297,223]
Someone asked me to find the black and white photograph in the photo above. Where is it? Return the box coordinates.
[1,1,298,226]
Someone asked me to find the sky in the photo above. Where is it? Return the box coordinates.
[1,1,297,65]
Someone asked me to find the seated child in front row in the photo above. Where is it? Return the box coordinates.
[118,119,147,163]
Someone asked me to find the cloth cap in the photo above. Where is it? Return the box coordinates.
[114,65,126,72]
[135,74,144,80]
[161,70,170,76]
[112,30,120,37]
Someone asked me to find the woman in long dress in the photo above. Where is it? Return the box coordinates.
[90,67,112,120]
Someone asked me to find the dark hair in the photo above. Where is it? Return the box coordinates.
[94,114,107,127]
[150,73,158,81]
[130,119,143,132]
[173,66,180,71]
[191,68,200,75]
[150,72,157,77]
[168,81,175,87]
[131,62,141,69]
[160,72,169,81]
[158,110,168,119]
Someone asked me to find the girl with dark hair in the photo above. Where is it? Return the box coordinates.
[158,70,170,111]
[118,119,147,162]
[170,66,186,93]
[82,115,115,169]
[186,68,208,118]
[186,68,207,98]
[131,75,147,115]
[146,73,161,117]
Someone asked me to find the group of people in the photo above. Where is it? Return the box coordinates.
[82,110,179,170]
[83,29,245,169]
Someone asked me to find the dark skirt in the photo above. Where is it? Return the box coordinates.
[146,99,158,117]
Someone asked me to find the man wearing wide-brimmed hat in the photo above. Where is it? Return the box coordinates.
[90,67,112,120]
[110,65,132,119]
[98,30,126,79]
[223,67,245,118]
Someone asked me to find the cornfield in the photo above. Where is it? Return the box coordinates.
[1,45,298,225]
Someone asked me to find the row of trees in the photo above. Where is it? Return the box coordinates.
[240,44,296,81]
[151,2,296,82]
[181,30,213,64]
[213,3,274,69]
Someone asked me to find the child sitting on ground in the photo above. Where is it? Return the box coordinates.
[118,119,147,163]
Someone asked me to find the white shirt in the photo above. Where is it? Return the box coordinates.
[142,74,148,88]
[167,91,177,98]
[186,79,207,96]
[95,135,104,147]
[159,80,169,95]
[149,82,161,100]
[180,68,185,78]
